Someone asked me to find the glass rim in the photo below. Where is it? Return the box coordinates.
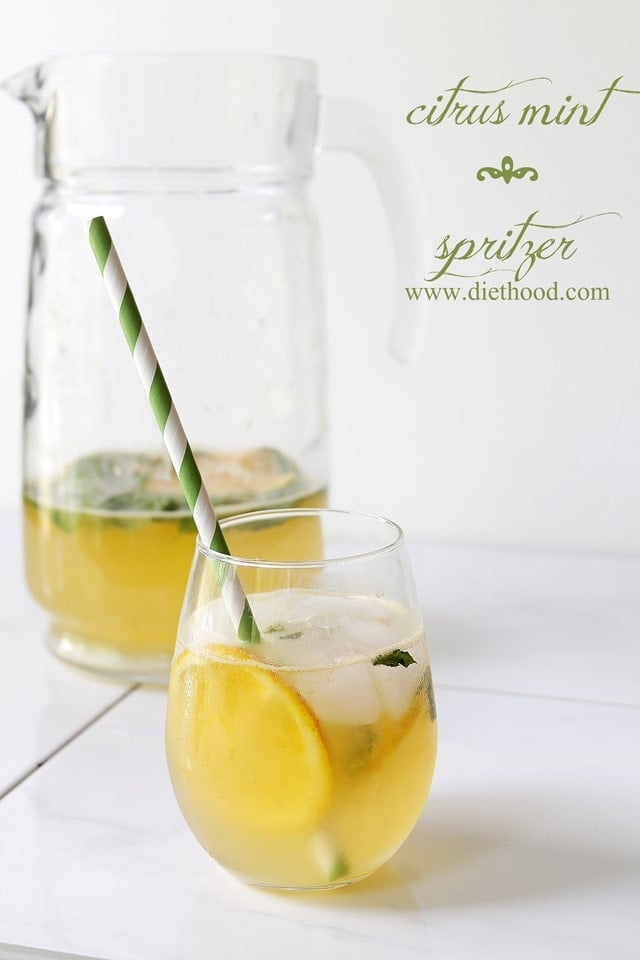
[195,508,405,569]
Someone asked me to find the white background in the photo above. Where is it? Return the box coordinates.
[1,0,638,554]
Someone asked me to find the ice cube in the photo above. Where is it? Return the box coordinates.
[292,661,383,726]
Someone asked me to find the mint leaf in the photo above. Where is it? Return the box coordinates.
[178,515,196,534]
[372,649,416,668]
[426,666,437,722]
[348,726,377,773]
[99,491,185,512]
[50,508,81,533]
[264,625,303,640]
[329,854,349,883]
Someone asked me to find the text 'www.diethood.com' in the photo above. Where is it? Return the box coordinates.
[405,280,611,303]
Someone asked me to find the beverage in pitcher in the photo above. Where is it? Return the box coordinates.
[7,55,427,679]
[24,448,326,677]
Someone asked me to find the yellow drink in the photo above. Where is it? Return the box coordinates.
[166,591,437,889]
[24,449,326,676]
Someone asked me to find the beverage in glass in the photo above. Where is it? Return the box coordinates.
[165,509,437,890]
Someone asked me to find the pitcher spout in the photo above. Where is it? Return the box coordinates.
[2,63,48,117]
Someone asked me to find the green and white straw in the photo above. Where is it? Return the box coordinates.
[88,216,259,644]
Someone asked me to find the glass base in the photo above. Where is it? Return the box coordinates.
[229,868,375,893]
[46,622,171,684]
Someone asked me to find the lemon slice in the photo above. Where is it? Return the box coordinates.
[146,447,299,502]
[167,647,332,833]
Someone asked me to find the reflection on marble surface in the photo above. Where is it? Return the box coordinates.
[0,511,133,797]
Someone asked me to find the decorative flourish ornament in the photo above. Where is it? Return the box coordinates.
[476,155,539,184]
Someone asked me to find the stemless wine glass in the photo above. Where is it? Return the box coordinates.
[165,509,437,891]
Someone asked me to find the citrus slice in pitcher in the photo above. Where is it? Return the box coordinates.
[167,647,332,833]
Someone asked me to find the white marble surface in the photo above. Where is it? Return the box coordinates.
[410,541,640,705]
[0,512,132,798]
[0,512,638,960]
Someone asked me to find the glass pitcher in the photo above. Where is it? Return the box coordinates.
[4,54,428,680]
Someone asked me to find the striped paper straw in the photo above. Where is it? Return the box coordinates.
[88,216,259,644]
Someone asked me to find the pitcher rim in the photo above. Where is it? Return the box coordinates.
[16,51,318,73]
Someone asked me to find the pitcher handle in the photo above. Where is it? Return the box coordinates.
[318,96,429,363]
